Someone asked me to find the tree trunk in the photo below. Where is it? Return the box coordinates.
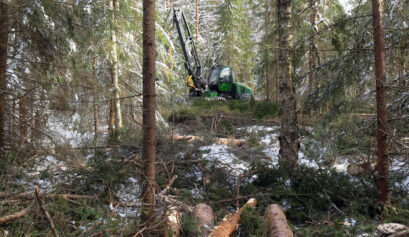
[190,204,214,237]
[110,0,122,132]
[277,0,299,168]
[308,0,317,99]
[93,56,99,141]
[196,0,199,45]
[141,0,157,224]
[265,0,271,101]
[265,204,293,237]
[274,1,279,105]
[0,1,8,150]
[19,96,27,139]
[108,100,115,135]
[371,0,390,204]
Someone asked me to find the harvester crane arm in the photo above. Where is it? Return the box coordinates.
[172,9,206,95]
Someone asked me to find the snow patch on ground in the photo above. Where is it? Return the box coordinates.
[333,160,349,173]
[113,177,140,218]
[200,144,248,176]
[237,125,279,133]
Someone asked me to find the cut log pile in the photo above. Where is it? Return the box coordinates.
[163,198,293,237]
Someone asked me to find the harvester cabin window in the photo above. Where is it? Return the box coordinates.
[209,69,219,86]
[219,67,231,83]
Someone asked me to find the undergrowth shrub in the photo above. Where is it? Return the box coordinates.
[245,165,381,224]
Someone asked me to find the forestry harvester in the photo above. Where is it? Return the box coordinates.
[172,9,252,100]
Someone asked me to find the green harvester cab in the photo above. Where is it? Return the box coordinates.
[207,66,252,100]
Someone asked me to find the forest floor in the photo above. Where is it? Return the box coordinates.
[1,100,409,236]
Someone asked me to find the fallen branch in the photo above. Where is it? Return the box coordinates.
[209,198,257,237]
[0,192,98,200]
[34,186,59,237]
[160,175,178,196]
[0,205,32,224]
[173,135,246,146]
[200,114,280,124]
[88,229,112,237]
[265,204,293,237]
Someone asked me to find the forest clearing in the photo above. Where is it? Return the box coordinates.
[0,0,409,236]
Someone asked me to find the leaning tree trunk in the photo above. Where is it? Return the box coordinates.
[110,0,122,132]
[141,0,157,224]
[371,0,390,204]
[0,1,9,150]
[277,0,299,168]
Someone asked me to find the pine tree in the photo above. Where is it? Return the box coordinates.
[371,0,390,204]
[277,0,299,168]
[141,0,157,224]
[0,1,8,150]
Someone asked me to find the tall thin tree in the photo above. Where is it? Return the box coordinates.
[265,0,271,101]
[141,0,157,224]
[277,0,299,167]
[196,0,199,44]
[92,55,99,142]
[371,0,390,203]
[110,0,123,133]
[0,1,9,150]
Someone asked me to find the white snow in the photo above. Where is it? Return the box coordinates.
[237,125,279,133]
[200,144,248,176]
[339,0,354,14]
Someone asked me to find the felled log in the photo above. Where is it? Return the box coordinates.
[377,223,409,235]
[216,138,246,147]
[163,206,181,237]
[0,206,32,224]
[173,135,246,146]
[190,204,214,237]
[34,186,59,237]
[264,204,293,237]
[208,198,257,237]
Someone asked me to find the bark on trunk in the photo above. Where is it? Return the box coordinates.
[371,0,390,204]
[274,1,279,105]
[0,1,8,150]
[110,0,122,132]
[277,0,299,168]
[141,0,157,224]
[265,0,271,101]
[265,204,293,237]
[190,203,214,237]
[19,96,27,139]
[93,56,99,141]
[196,0,199,45]
[108,100,115,135]
[209,198,257,237]
[308,0,317,98]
